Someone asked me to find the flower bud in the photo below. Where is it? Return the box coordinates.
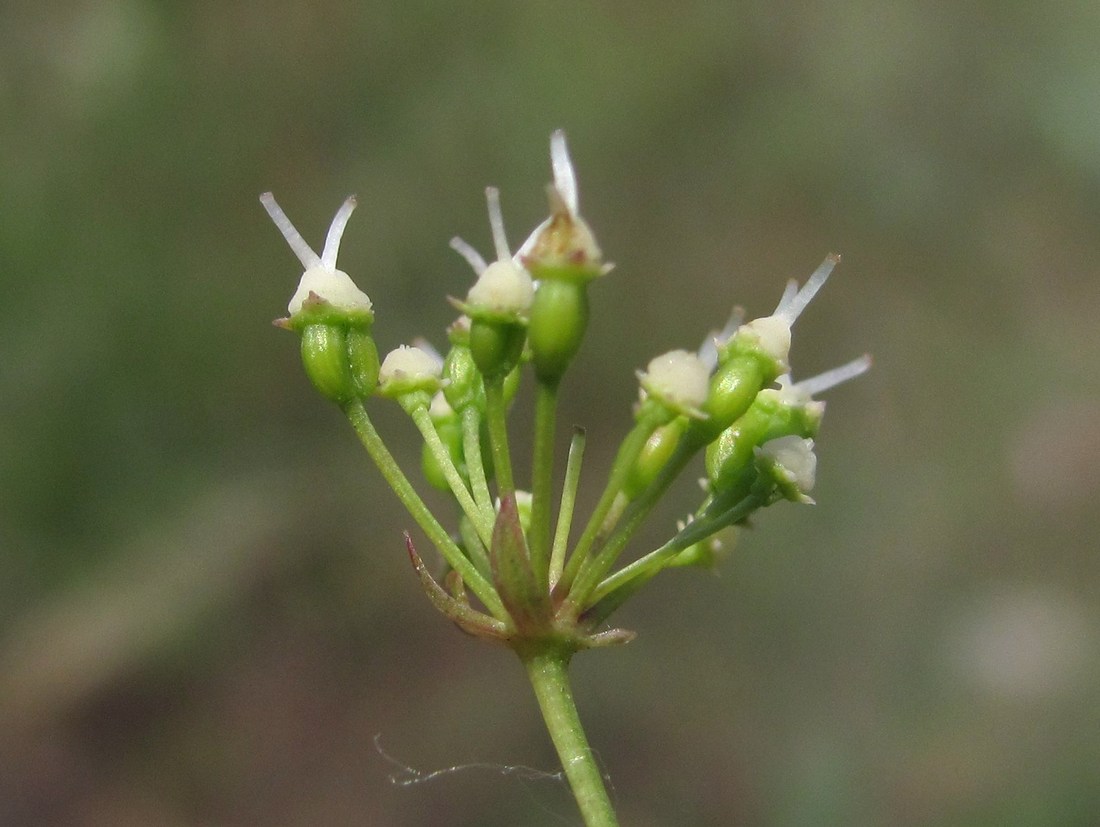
[450,189,531,381]
[262,193,374,329]
[516,131,610,282]
[518,131,612,385]
[637,350,710,419]
[467,260,535,315]
[705,354,869,501]
[756,436,817,503]
[262,193,379,402]
[377,345,443,404]
[691,255,841,442]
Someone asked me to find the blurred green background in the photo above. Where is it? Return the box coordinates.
[2,2,1098,825]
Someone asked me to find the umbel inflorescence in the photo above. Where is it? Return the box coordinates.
[261,130,869,652]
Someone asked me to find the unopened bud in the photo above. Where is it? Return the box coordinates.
[756,436,817,503]
[378,345,443,401]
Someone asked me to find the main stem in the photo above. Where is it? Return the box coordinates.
[521,646,619,827]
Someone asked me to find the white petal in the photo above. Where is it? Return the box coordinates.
[640,349,710,409]
[467,260,534,313]
[379,345,442,383]
[759,435,817,494]
[287,266,372,316]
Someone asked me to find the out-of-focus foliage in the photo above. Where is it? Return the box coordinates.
[2,2,1098,825]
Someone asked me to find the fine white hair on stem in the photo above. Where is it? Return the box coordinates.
[549,129,578,214]
[449,236,488,275]
[260,192,322,270]
[775,253,840,324]
[321,195,358,270]
[790,353,872,397]
[485,187,511,262]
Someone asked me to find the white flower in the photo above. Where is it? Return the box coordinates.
[757,435,817,503]
[738,253,840,369]
[378,345,442,385]
[514,130,609,275]
[450,187,534,315]
[260,192,373,318]
[637,349,710,417]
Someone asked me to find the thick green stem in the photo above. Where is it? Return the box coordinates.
[529,380,559,589]
[343,400,507,621]
[521,647,619,827]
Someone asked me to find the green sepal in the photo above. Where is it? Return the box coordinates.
[378,378,439,405]
[278,293,374,332]
[526,261,603,284]
[527,279,589,384]
[490,494,552,634]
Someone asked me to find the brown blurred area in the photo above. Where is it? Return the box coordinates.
[2,2,1098,825]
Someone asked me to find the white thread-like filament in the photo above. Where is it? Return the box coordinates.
[450,236,488,275]
[485,187,511,262]
[260,192,322,269]
[321,195,358,270]
[549,129,578,214]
